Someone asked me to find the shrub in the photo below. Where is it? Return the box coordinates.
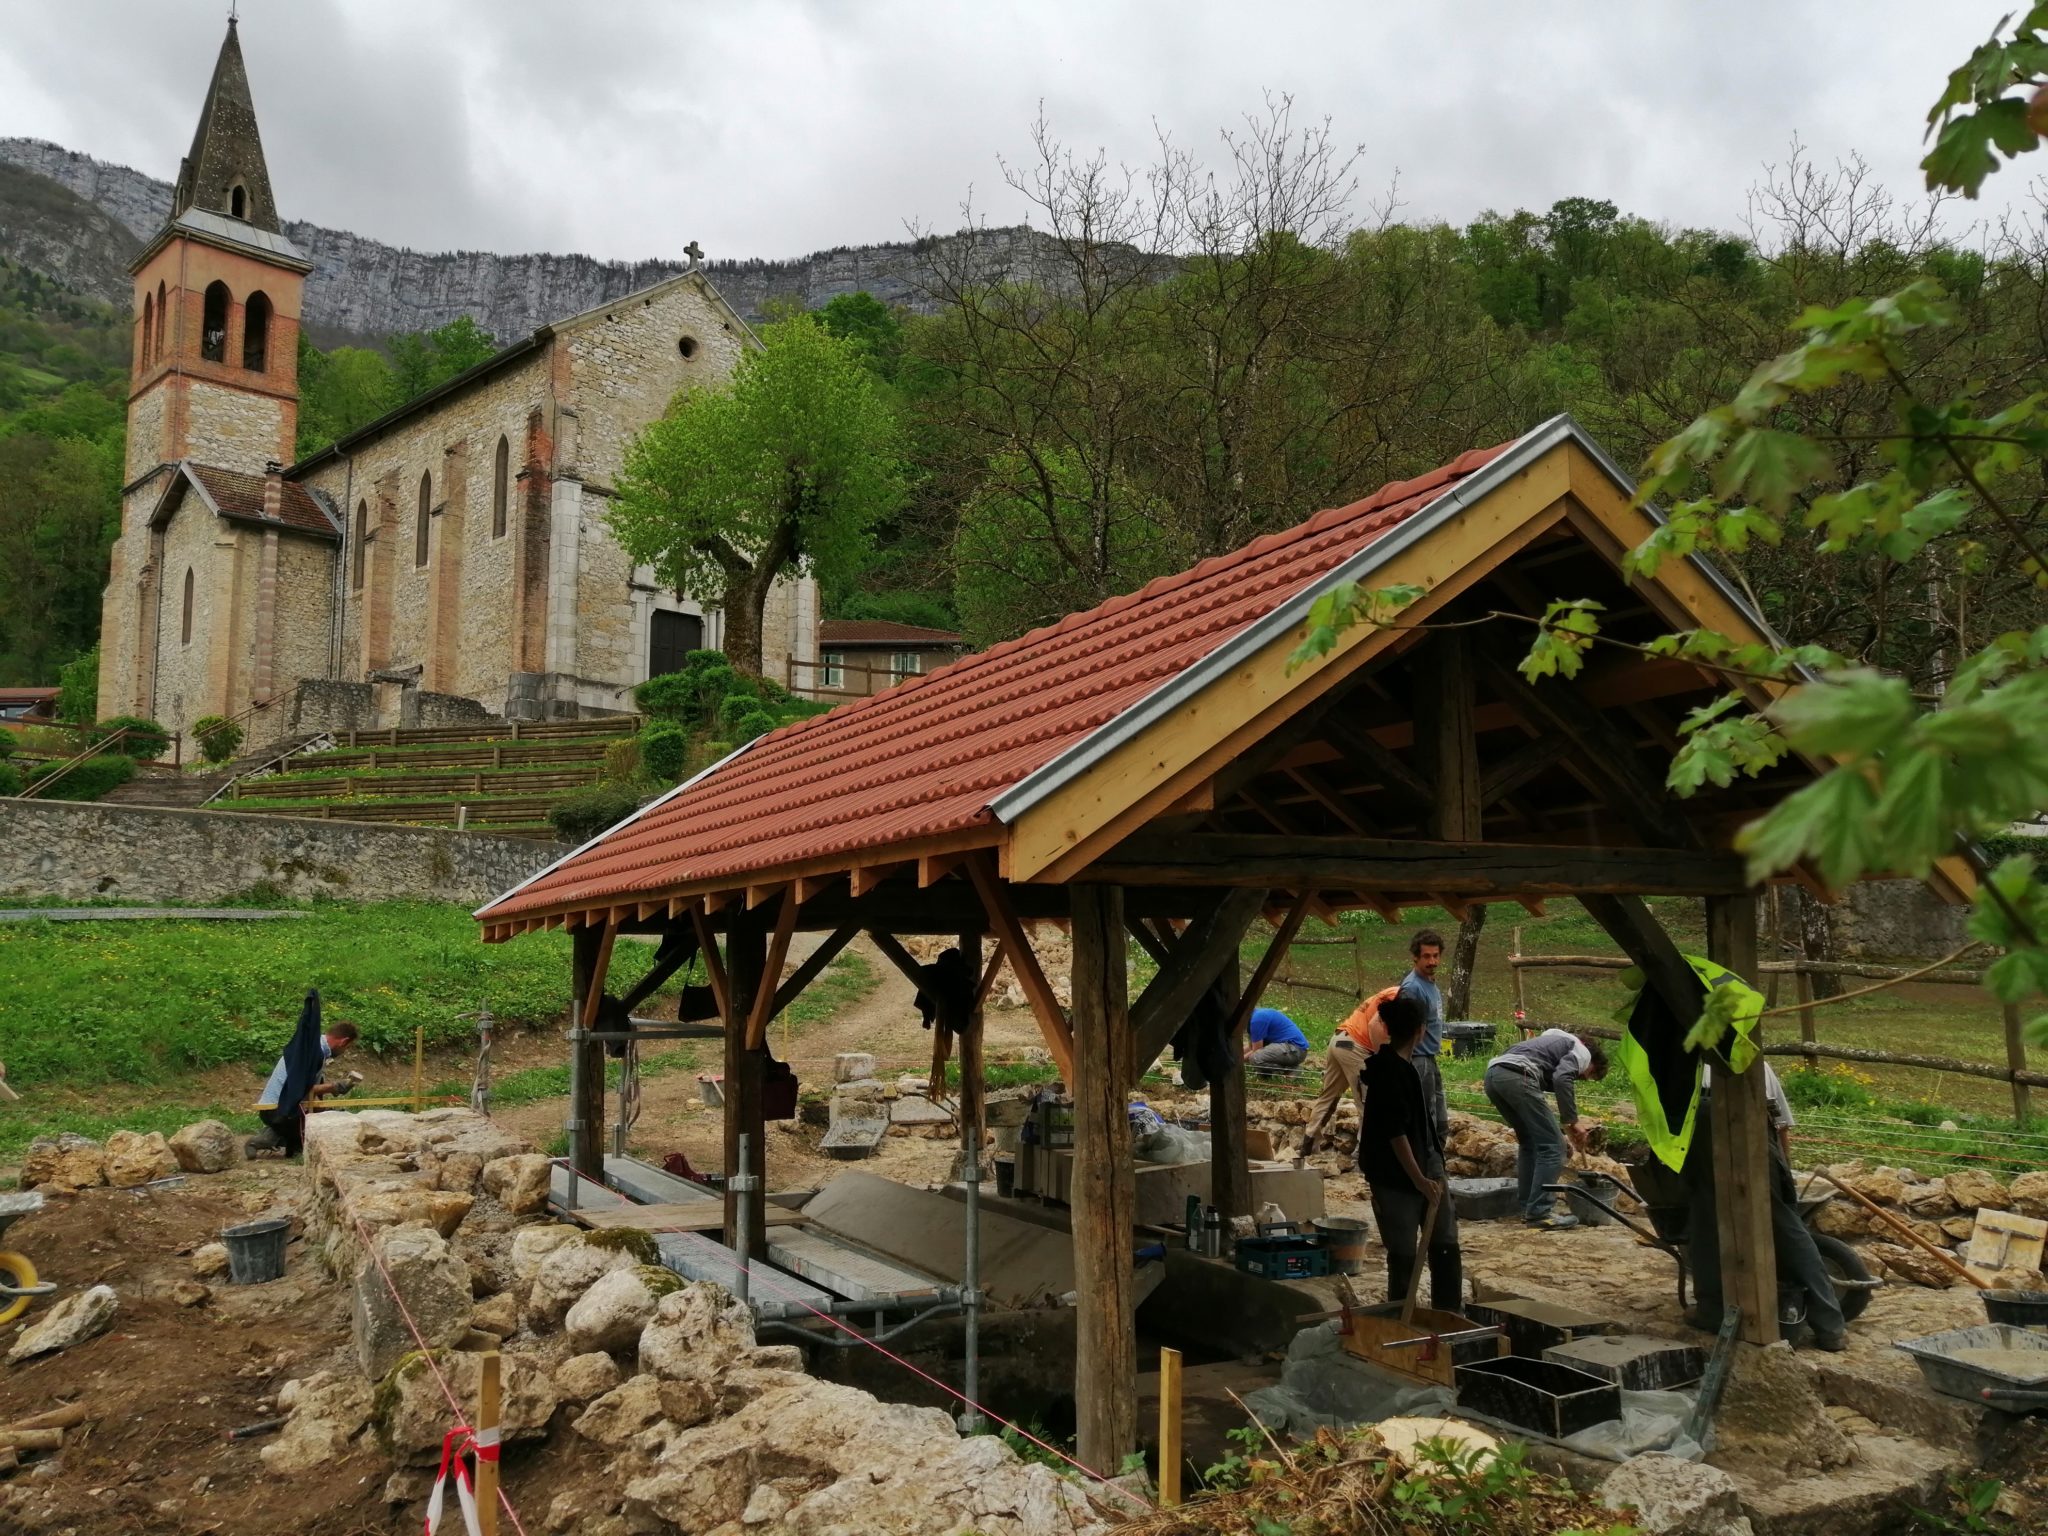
[640,720,690,783]
[715,693,757,738]
[56,644,97,724]
[550,783,649,844]
[633,671,695,722]
[31,754,135,802]
[733,709,778,743]
[601,738,643,784]
[635,655,740,728]
[0,760,19,797]
[96,715,171,762]
[190,715,244,765]
[0,730,12,758]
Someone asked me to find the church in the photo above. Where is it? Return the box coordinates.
[96,21,819,743]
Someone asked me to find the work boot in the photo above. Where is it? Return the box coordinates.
[1525,1213,1579,1231]
[1811,1331,1848,1353]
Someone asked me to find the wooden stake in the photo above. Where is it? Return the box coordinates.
[1158,1347,1184,1507]
[1795,967,1818,1070]
[411,1025,424,1113]
[0,1404,87,1434]
[0,1429,62,1452]
[2005,1002,2032,1127]
[476,1350,501,1536]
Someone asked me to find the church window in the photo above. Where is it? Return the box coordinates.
[492,435,510,538]
[242,291,271,373]
[181,567,195,646]
[353,500,368,591]
[677,336,698,360]
[415,472,431,567]
[141,294,155,367]
[229,183,247,220]
[201,281,230,363]
[155,281,167,360]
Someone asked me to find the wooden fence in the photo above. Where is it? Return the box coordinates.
[1508,934,2038,1124]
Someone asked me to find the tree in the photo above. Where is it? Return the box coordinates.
[389,316,499,402]
[817,292,906,381]
[608,314,906,674]
[296,336,397,458]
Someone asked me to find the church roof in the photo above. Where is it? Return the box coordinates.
[153,461,339,541]
[172,19,281,235]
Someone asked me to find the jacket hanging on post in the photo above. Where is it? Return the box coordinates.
[276,989,326,1117]
[1170,986,1233,1094]
[1612,954,1763,1171]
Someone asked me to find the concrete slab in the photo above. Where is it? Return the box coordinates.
[1034,1152,1326,1227]
[603,1154,719,1205]
[1544,1334,1704,1392]
[765,1227,944,1302]
[890,1095,953,1126]
[820,1117,888,1158]
[651,1230,836,1312]
[549,1164,627,1211]
[805,1172,1076,1308]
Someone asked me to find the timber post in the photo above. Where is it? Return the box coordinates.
[1208,959,1251,1221]
[723,909,769,1258]
[568,924,609,1186]
[1068,883,1136,1471]
[1706,893,1777,1346]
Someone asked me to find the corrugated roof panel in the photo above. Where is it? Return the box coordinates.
[480,442,1512,921]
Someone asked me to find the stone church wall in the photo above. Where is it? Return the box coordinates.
[562,276,744,488]
[0,798,557,907]
[183,377,290,473]
[149,501,228,732]
[125,389,167,481]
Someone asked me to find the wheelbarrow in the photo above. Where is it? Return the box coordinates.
[1548,1164,1880,1334]
[0,1190,57,1325]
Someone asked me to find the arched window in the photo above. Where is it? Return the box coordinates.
[141,294,155,367]
[181,567,195,646]
[200,281,230,363]
[242,291,271,373]
[229,183,247,220]
[415,472,431,568]
[492,435,510,538]
[155,281,167,361]
[352,500,368,591]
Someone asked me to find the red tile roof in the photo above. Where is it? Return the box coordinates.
[819,620,963,648]
[178,462,339,539]
[480,442,1511,924]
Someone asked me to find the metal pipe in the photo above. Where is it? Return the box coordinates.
[756,1298,965,1348]
[731,1132,754,1306]
[750,1286,964,1324]
[960,1148,984,1433]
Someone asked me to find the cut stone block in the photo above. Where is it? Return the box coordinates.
[889,1094,953,1126]
[1545,1333,1706,1392]
[833,1052,877,1083]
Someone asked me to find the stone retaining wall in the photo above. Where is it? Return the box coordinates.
[0,797,560,906]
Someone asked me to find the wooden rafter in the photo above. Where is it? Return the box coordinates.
[1478,734,1568,807]
[1320,714,1434,811]
[964,852,1076,1082]
[1226,893,1312,1038]
[1130,888,1269,1073]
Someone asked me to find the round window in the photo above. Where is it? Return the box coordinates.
[677,336,699,359]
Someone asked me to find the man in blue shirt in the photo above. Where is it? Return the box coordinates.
[1398,929,1448,1144]
[248,1018,357,1158]
[1242,1007,1309,1073]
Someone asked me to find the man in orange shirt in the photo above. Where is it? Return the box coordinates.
[1297,984,1395,1159]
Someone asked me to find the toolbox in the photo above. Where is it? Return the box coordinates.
[1234,1223,1329,1280]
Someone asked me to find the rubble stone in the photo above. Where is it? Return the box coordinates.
[1900,1181,1959,1221]
[104,1129,179,1187]
[1873,1243,1958,1289]
[347,1181,473,1240]
[1843,1167,1905,1207]
[2009,1170,2048,1221]
[1601,1453,1754,1536]
[7,1283,118,1362]
[191,1241,230,1278]
[353,1225,475,1381]
[20,1131,107,1191]
[262,1371,373,1475]
[1945,1170,2011,1213]
[471,1292,519,1339]
[376,1348,559,1465]
[172,1280,211,1307]
[433,1151,486,1194]
[168,1119,240,1174]
[638,1281,757,1383]
[510,1223,579,1289]
[1714,1343,1852,1475]
[482,1153,553,1215]
[555,1352,624,1404]
[567,1265,678,1355]
[1942,1216,1978,1242]
[528,1234,642,1329]
[657,1377,719,1429]
[574,1375,669,1446]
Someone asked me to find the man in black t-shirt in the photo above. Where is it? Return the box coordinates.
[1358,994,1462,1311]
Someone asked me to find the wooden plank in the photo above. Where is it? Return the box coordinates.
[1130,888,1269,1077]
[1706,893,1777,1347]
[1069,883,1137,1470]
[1090,832,1748,896]
[580,1202,805,1233]
[965,853,1076,1082]
[1159,1347,1184,1507]
[1417,632,1482,841]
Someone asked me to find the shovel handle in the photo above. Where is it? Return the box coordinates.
[1400,1193,1441,1326]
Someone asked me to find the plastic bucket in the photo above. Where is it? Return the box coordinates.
[1311,1216,1371,1276]
[1563,1172,1616,1226]
[993,1157,1016,1199]
[1983,1290,2048,1330]
[220,1217,290,1285]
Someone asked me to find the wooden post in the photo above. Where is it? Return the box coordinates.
[475,1349,501,1536]
[1706,893,1777,1347]
[1158,1346,1184,1507]
[1209,959,1252,1222]
[958,931,986,1169]
[1795,967,1817,1070]
[723,910,769,1258]
[411,1025,424,1113]
[568,926,608,1184]
[1511,925,1528,1033]
[2006,1002,2032,1127]
[1068,883,1136,1472]
[1417,632,1479,842]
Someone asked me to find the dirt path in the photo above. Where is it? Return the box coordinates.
[496,937,1052,1193]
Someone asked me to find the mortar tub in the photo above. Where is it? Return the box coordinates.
[1897,1323,2048,1402]
[1455,1355,1622,1440]
[1311,1216,1370,1276]
[1981,1291,2048,1331]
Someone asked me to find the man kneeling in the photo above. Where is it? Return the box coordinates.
[1358,994,1461,1311]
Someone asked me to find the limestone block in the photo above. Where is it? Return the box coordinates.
[1900,1181,1959,1221]
[345,1180,473,1240]
[376,1348,558,1466]
[573,1375,668,1447]
[1871,1243,1957,1290]
[7,1284,118,1362]
[104,1129,178,1187]
[262,1371,373,1475]
[1945,1170,2011,1213]
[637,1281,757,1383]
[471,1291,519,1339]
[353,1225,474,1381]
[833,1052,877,1083]
[192,1241,230,1278]
[528,1235,638,1330]
[482,1153,553,1215]
[1601,1453,1754,1536]
[567,1266,678,1355]
[555,1351,624,1404]
[509,1223,578,1289]
[169,1119,241,1174]
[2011,1170,2048,1221]
[433,1151,486,1194]
[21,1132,107,1191]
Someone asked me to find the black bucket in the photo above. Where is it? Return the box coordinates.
[1983,1290,2048,1330]
[221,1217,290,1285]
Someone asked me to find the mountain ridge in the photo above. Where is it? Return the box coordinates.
[0,136,1024,341]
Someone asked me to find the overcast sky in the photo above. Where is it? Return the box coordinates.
[0,1,2031,265]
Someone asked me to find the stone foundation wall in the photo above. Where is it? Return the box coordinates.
[1831,879,1972,959]
[0,798,559,905]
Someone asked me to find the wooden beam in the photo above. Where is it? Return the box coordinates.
[569,926,610,1183]
[689,905,731,1021]
[1124,915,1175,969]
[974,941,1007,1010]
[766,923,858,1023]
[918,853,963,887]
[1320,714,1434,811]
[1130,888,1270,1076]
[866,930,929,992]
[959,930,986,1176]
[1227,893,1312,1039]
[849,863,899,898]
[1416,632,1482,842]
[746,892,801,1049]
[1706,893,1777,1347]
[964,853,1076,1083]
[745,883,786,911]
[1576,894,1701,1030]
[1088,832,1750,897]
[1479,734,1568,806]
[1208,960,1252,1221]
[1286,765,1369,833]
[1068,883,1137,1470]
[795,872,842,904]
[618,928,697,1015]
[722,909,768,1256]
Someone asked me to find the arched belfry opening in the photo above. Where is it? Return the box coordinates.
[201,282,230,364]
[242,290,271,372]
[229,182,247,220]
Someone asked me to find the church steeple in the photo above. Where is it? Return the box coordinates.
[171,18,280,233]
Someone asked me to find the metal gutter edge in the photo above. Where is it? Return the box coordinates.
[986,413,1581,827]
[473,733,761,921]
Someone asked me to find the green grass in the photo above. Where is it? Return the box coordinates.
[245,762,603,791]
